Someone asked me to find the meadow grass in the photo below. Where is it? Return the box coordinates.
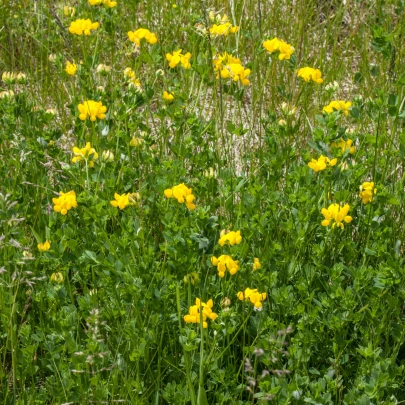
[1,0,405,403]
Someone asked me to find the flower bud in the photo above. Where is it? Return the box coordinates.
[16,72,27,84]
[63,5,76,17]
[203,167,216,178]
[325,81,339,92]
[130,137,143,147]
[278,119,287,127]
[101,150,114,162]
[50,272,64,284]
[96,64,111,75]
[221,297,231,307]
[2,71,16,84]
[0,90,15,100]
[129,192,141,203]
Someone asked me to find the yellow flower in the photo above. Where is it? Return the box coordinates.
[65,61,77,76]
[184,298,218,328]
[164,183,196,210]
[263,38,294,60]
[128,28,157,46]
[323,100,352,115]
[253,258,261,271]
[110,193,134,210]
[89,0,116,6]
[124,67,135,78]
[72,142,98,167]
[219,63,251,86]
[52,191,77,215]
[330,138,356,155]
[213,52,241,73]
[78,100,107,121]
[321,203,352,229]
[166,50,191,69]
[209,22,239,37]
[297,67,323,84]
[68,19,99,35]
[237,288,267,309]
[307,155,337,172]
[38,241,51,252]
[211,255,240,277]
[163,91,174,102]
[102,0,117,7]
[218,230,242,246]
[50,272,64,283]
[359,182,376,204]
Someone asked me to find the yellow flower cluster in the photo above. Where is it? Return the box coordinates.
[253,258,261,271]
[78,100,107,121]
[237,288,267,309]
[88,0,117,7]
[209,22,239,37]
[221,64,250,86]
[65,61,77,76]
[211,255,240,277]
[52,191,78,215]
[72,142,99,167]
[323,100,352,115]
[164,183,196,210]
[166,50,191,69]
[218,230,242,246]
[37,241,50,252]
[184,298,218,328]
[308,155,337,172]
[330,138,355,154]
[297,67,323,84]
[213,52,240,72]
[68,19,99,36]
[321,203,352,229]
[263,38,294,60]
[163,91,174,102]
[127,28,158,46]
[213,53,251,86]
[359,182,376,204]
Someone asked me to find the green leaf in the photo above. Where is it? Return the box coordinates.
[81,250,100,264]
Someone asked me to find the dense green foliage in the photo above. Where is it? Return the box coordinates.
[1,0,405,403]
